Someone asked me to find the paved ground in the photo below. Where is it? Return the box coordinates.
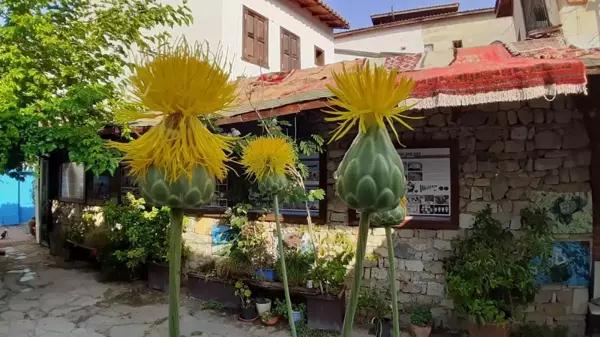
[0,240,384,337]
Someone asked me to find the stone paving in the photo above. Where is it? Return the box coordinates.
[0,241,379,337]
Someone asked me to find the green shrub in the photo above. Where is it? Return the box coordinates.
[444,206,553,326]
[410,307,433,327]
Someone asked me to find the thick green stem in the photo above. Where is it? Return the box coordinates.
[385,227,400,337]
[274,195,297,337]
[168,208,184,337]
[342,212,371,337]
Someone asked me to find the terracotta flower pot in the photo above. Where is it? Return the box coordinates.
[262,316,279,326]
[468,322,510,337]
[411,324,432,337]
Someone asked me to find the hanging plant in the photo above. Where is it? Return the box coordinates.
[108,39,238,337]
[325,62,419,337]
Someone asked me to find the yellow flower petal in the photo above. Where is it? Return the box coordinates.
[241,137,295,182]
[324,62,420,142]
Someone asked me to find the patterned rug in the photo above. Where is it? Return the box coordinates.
[404,44,588,109]
[506,37,600,60]
[384,53,423,72]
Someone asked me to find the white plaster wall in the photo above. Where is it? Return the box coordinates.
[421,12,516,50]
[221,0,335,77]
[334,53,367,62]
[158,0,223,49]
[334,24,425,56]
[557,0,600,48]
[513,0,527,40]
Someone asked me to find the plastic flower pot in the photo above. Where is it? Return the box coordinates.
[410,324,432,337]
[239,306,259,322]
[255,298,272,315]
[255,268,276,281]
[262,315,279,326]
[292,310,303,323]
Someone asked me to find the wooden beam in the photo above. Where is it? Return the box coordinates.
[217,99,329,125]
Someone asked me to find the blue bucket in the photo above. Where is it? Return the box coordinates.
[255,269,276,281]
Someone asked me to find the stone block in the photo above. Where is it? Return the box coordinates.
[535,130,562,150]
[425,261,445,274]
[416,230,437,238]
[505,140,525,153]
[433,239,451,251]
[500,200,513,213]
[395,242,418,259]
[572,288,589,315]
[544,174,560,185]
[463,160,477,173]
[459,213,475,229]
[534,109,545,123]
[513,201,530,214]
[569,167,590,182]
[397,229,414,238]
[473,178,491,187]
[498,160,520,172]
[475,129,504,141]
[530,177,542,188]
[563,124,590,149]
[194,217,216,235]
[429,114,446,127]
[506,188,525,200]
[477,161,496,172]
[421,251,435,261]
[509,177,530,188]
[427,282,445,297]
[372,268,388,280]
[518,109,535,124]
[559,168,570,183]
[400,282,424,294]
[363,268,372,280]
[489,141,504,153]
[535,158,562,171]
[529,98,551,109]
[404,260,424,272]
[408,238,429,251]
[507,110,518,124]
[470,187,483,200]
[511,126,528,140]
[510,216,522,230]
[460,186,470,199]
[459,112,488,126]
[555,110,572,124]
[467,201,496,213]
[500,101,521,110]
[556,290,574,305]
[491,178,509,200]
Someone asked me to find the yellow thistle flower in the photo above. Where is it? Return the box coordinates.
[108,39,238,182]
[325,62,421,142]
[241,137,295,182]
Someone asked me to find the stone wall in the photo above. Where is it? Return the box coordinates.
[51,96,593,334]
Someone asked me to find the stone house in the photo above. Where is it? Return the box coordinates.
[45,40,599,334]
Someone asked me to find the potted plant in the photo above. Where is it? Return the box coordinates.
[187,259,242,309]
[306,232,355,332]
[410,307,433,337]
[256,297,272,315]
[261,310,279,326]
[235,281,258,322]
[357,287,392,337]
[444,206,553,337]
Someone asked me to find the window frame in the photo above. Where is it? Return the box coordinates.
[58,162,86,203]
[348,139,459,230]
[452,40,463,49]
[314,45,325,66]
[242,6,269,68]
[424,44,434,52]
[280,27,301,72]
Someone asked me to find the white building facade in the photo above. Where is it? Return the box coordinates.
[160,0,348,78]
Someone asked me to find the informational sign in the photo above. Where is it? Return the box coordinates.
[398,148,451,218]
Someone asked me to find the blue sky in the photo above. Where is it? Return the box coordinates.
[326,0,497,29]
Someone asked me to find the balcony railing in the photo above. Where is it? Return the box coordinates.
[522,0,552,34]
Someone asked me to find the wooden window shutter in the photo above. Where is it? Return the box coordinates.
[280,28,300,72]
[242,6,268,67]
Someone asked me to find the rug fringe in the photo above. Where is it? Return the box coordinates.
[408,84,588,110]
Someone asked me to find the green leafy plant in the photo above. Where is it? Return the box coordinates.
[410,307,433,327]
[0,0,191,177]
[444,206,553,326]
[273,298,306,319]
[234,281,253,309]
[261,310,275,321]
[512,323,568,337]
[357,286,391,320]
[100,193,186,271]
[310,232,355,295]
[201,300,225,311]
[276,242,315,287]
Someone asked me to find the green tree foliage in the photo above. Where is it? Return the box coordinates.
[0,0,192,176]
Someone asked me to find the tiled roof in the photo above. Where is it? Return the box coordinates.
[293,0,349,29]
[370,3,459,25]
[335,8,495,38]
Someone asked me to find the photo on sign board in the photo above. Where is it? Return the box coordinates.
[530,191,592,234]
[535,241,590,286]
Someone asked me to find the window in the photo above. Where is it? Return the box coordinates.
[207,179,229,208]
[314,46,324,66]
[59,163,85,202]
[424,44,434,52]
[452,40,463,49]
[120,166,140,200]
[87,175,111,204]
[280,27,300,72]
[522,0,551,34]
[279,154,322,217]
[242,6,268,67]
[349,140,459,229]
